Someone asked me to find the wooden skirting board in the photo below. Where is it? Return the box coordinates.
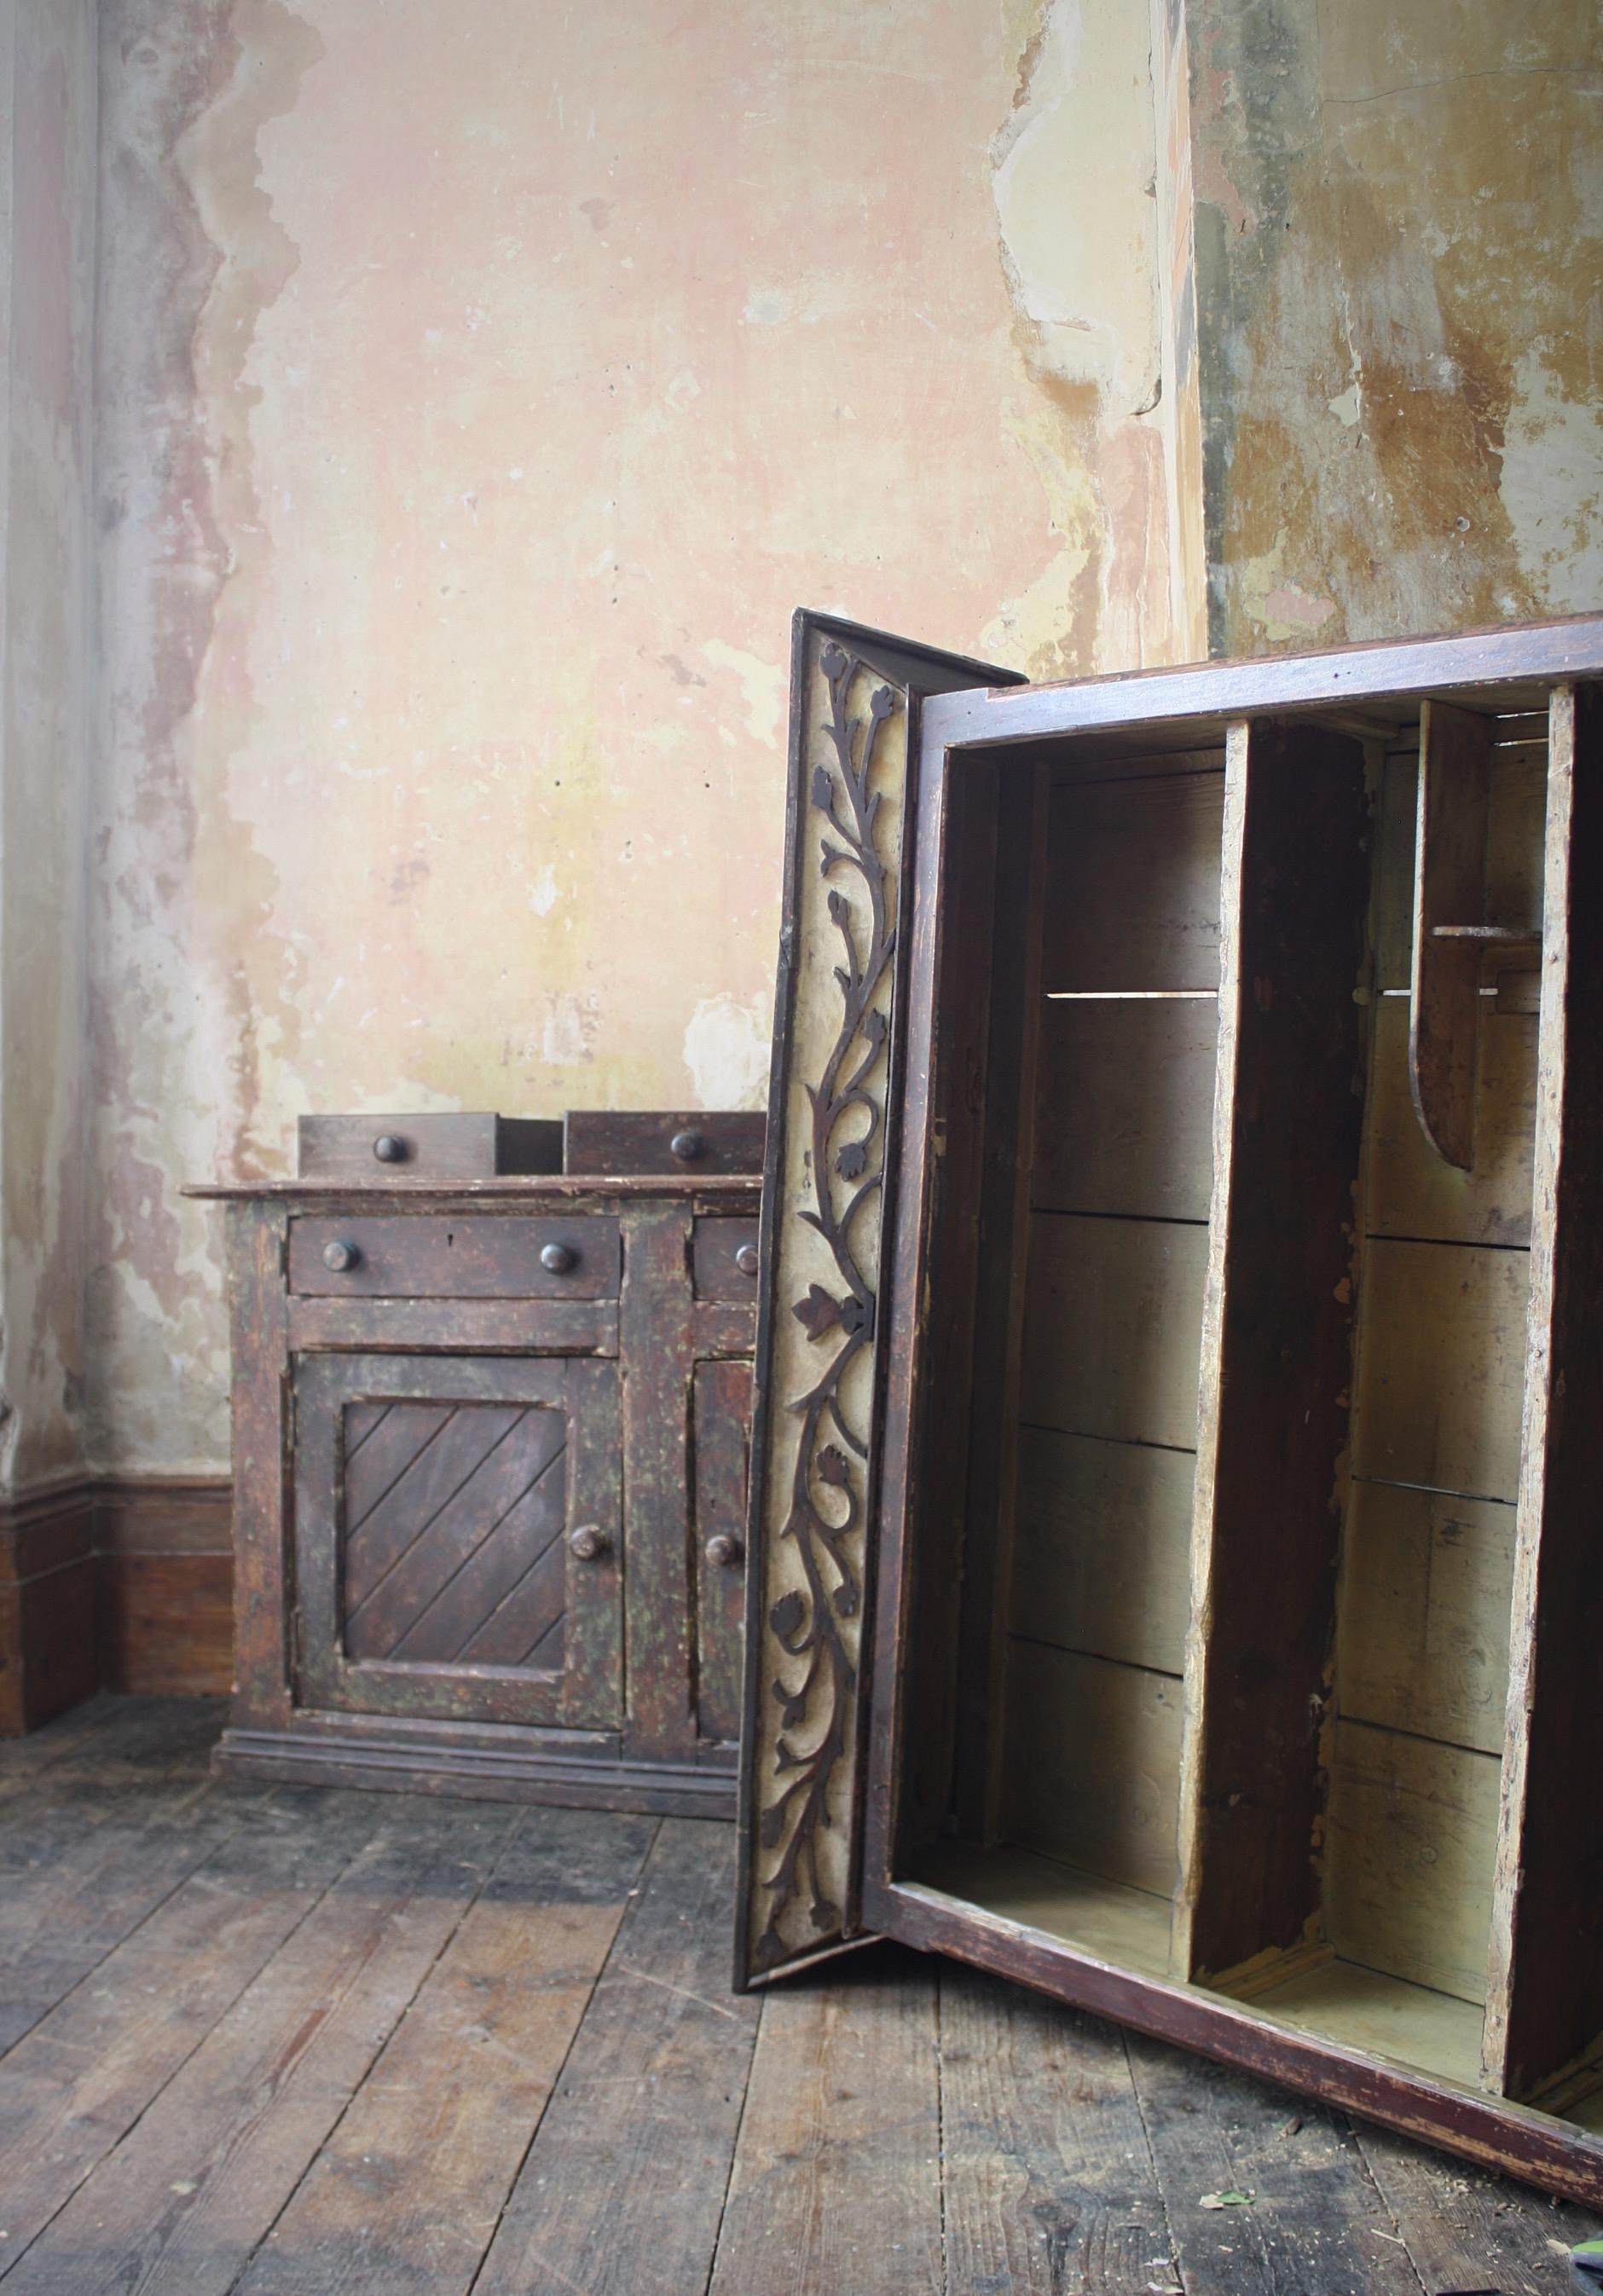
[0,1474,234,1732]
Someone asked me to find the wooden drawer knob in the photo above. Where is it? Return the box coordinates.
[540,1242,577,1274]
[670,1129,705,1162]
[373,1133,408,1164]
[321,1239,361,1273]
[704,1532,743,1570]
[735,1242,760,1277]
[569,1524,609,1563]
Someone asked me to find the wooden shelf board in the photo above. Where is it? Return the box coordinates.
[1249,1957,1484,2092]
[909,1841,1173,1981]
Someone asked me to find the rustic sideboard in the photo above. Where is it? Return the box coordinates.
[200,1169,759,1813]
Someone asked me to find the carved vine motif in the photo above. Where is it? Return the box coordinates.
[755,643,901,1971]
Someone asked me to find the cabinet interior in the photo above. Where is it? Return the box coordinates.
[896,687,1603,2132]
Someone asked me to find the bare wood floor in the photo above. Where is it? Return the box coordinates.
[0,1699,1597,2296]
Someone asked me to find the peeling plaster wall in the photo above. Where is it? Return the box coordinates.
[0,0,98,1491]
[89,0,1189,1474]
[1190,0,1603,651]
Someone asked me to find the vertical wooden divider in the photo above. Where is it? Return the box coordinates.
[1483,682,1603,2105]
[1174,716,1370,1985]
[889,755,999,1856]
[951,761,1049,1845]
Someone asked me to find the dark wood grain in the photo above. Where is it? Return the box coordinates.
[709,1941,943,2295]
[1179,719,1370,1981]
[940,1963,1175,2294]
[476,1819,761,2296]
[564,1108,766,1177]
[1126,2031,1423,2296]
[0,1797,522,2296]
[618,1204,697,1761]
[922,610,1603,753]
[690,1214,761,1300]
[0,1781,390,2260]
[298,1112,563,1183]
[5,1699,1598,2292]
[286,1211,621,1298]
[0,1483,97,1734]
[692,1358,751,1744]
[226,1807,656,2296]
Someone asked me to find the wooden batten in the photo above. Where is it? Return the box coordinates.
[1483,683,1603,2102]
[1175,717,1370,1983]
[1409,700,1493,1170]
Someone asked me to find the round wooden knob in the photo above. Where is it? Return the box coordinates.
[321,1239,360,1273]
[540,1242,577,1274]
[704,1533,743,1570]
[373,1133,408,1165]
[569,1524,608,1563]
[670,1129,705,1162]
[735,1242,760,1277]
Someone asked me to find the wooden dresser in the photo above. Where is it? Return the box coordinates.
[200,1115,761,1814]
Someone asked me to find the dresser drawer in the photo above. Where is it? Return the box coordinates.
[692,1217,762,1302]
[564,1109,766,1177]
[287,1214,620,1299]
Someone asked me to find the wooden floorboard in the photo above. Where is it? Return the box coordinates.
[233,1806,657,2296]
[3,1796,524,2296]
[473,1817,761,2296]
[939,1962,1176,2295]
[708,1941,943,2296]
[1,1698,1599,2294]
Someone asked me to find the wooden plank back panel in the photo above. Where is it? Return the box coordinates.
[1009,1427,1192,1677]
[1369,740,1547,992]
[1324,1723,1500,2007]
[1335,1483,1515,1758]
[1177,719,1371,1985]
[1040,768,1224,992]
[1351,1241,1530,1503]
[1366,998,1537,1248]
[1032,999,1218,1223]
[1003,1642,1183,1901]
[1019,1216,1208,1453]
[1484,683,1603,2102]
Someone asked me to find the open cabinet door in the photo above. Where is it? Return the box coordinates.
[733,611,1023,1987]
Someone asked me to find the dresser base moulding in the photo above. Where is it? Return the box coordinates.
[213,1718,738,1817]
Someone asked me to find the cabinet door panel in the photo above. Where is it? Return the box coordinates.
[293,1352,621,1727]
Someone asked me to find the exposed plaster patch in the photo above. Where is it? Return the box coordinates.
[542,992,599,1067]
[1239,529,1338,641]
[1500,344,1603,611]
[683,995,771,1112]
[529,864,560,916]
[701,640,784,749]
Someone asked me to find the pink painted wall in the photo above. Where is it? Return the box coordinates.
[89,0,1188,1471]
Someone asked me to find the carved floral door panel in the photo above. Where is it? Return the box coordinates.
[733,610,1023,1986]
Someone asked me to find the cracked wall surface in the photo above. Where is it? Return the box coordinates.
[88,0,1189,1475]
[1189,0,1603,651]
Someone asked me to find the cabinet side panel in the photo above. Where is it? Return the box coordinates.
[1178,720,1370,1981]
[226,1202,292,1729]
[1484,683,1603,2100]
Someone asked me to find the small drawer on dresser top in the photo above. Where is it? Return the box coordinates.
[692,1217,761,1302]
[287,1213,620,1299]
[298,1113,562,1183]
[564,1110,766,1177]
